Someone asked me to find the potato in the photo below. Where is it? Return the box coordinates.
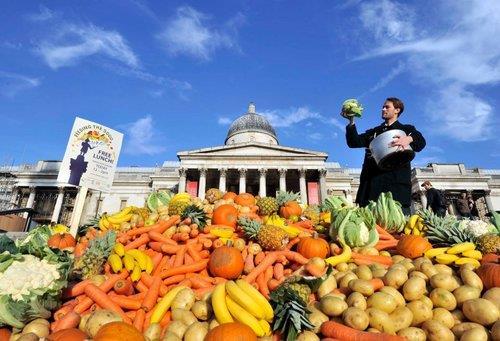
[369,263,385,271]
[379,286,405,307]
[409,270,428,281]
[208,319,219,330]
[413,256,432,270]
[317,273,337,298]
[79,313,90,332]
[430,273,459,291]
[295,331,319,341]
[167,321,188,339]
[171,288,195,310]
[491,320,500,341]
[334,271,347,282]
[459,263,476,272]
[389,263,408,273]
[319,296,348,317]
[191,300,212,320]
[183,322,208,341]
[390,306,413,332]
[336,262,349,272]
[367,292,397,313]
[430,288,457,310]
[422,320,454,341]
[451,322,486,338]
[342,307,369,331]
[15,334,39,341]
[22,320,49,338]
[453,285,481,307]
[339,272,358,289]
[407,300,433,326]
[460,327,488,341]
[85,310,122,337]
[346,292,367,310]
[366,308,395,334]
[401,260,415,272]
[348,279,374,296]
[371,269,387,278]
[402,276,427,301]
[172,309,197,326]
[144,323,162,341]
[359,247,379,255]
[366,328,380,333]
[482,287,500,310]
[450,309,465,325]
[397,327,426,341]
[354,265,372,280]
[419,295,434,310]
[307,303,329,333]
[433,264,453,275]
[379,251,391,257]
[347,263,358,271]
[162,332,182,341]
[460,269,483,291]
[462,298,500,326]
[432,308,455,329]
[421,262,438,278]
[392,255,405,263]
[383,269,408,289]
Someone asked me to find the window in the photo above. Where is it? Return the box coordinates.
[120,199,127,210]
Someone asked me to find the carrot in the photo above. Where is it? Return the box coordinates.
[159,310,172,328]
[305,263,325,277]
[286,237,300,250]
[174,246,187,267]
[109,295,142,310]
[125,310,137,320]
[84,284,131,323]
[194,286,215,300]
[375,239,399,251]
[53,304,75,320]
[254,252,266,265]
[184,253,194,265]
[52,311,81,332]
[351,253,393,266]
[114,279,134,295]
[143,310,153,332]
[148,231,173,244]
[212,239,224,248]
[273,263,284,280]
[135,280,149,293]
[375,225,396,239]
[189,229,199,238]
[178,278,192,288]
[64,279,92,298]
[190,276,211,289]
[124,234,150,250]
[73,272,128,313]
[198,250,210,259]
[153,256,170,276]
[141,273,169,297]
[159,259,209,279]
[245,252,278,283]
[186,243,202,262]
[267,278,282,291]
[200,239,213,249]
[256,272,269,298]
[163,274,186,286]
[321,321,406,341]
[152,215,181,234]
[133,309,146,331]
[151,252,163,271]
[243,254,255,274]
[279,250,309,264]
[142,276,162,312]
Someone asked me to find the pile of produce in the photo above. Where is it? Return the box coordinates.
[0,189,499,341]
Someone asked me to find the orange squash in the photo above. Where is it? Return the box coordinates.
[48,233,76,251]
[234,193,256,207]
[280,201,302,218]
[205,322,257,341]
[212,204,239,228]
[93,322,144,341]
[476,263,500,289]
[396,235,432,259]
[223,191,237,200]
[47,328,87,341]
[297,233,330,258]
[208,246,244,279]
[0,328,11,341]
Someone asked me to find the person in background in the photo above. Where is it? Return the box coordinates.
[421,181,447,217]
[456,192,472,219]
[468,194,479,218]
[344,97,426,215]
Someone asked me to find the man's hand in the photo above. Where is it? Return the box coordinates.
[391,135,413,150]
[341,111,355,125]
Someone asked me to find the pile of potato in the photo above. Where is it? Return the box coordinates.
[306,255,500,341]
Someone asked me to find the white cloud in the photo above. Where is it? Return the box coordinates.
[260,106,322,128]
[218,117,232,125]
[308,132,323,141]
[361,62,405,96]
[38,24,139,69]
[26,5,56,22]
[157,6,242,61]
[0,71,41,97]
[326,117,346,131]
[122,115,166,155]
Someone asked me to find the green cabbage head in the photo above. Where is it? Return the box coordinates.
[342,99,363,118]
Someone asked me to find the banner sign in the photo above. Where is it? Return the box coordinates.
[57,117,123,192]
[307,182,319,205]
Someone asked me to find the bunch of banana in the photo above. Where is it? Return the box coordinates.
[107,243,153,281]
[212,280,273,337]
[99,206,138,231]
[403,214,425,236]
[210,227,234,239]
[169,193,191,205]
[424,242,482,268]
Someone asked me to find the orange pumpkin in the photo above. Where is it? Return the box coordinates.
[205,322,257,341]
[93,322,144,341]
[280,201,302,218]
[223,191,237,200]
[208,246,244,279]
[234,193,256,207]
[297,233,330,258]
[396,235,432,259]
[476,263,500,289]
[0,328,11,341]
[48,233,76,251]
[212,204,239,228]
[47,328,87,341]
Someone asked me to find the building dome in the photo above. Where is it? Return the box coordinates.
[225,103,279,145]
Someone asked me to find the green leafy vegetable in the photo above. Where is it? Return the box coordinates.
[342,98,364,118]
[367,192,406,233]
[329,207,379,247]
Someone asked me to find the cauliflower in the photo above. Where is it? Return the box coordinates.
[457,219,496,237]
[342,98,364,118]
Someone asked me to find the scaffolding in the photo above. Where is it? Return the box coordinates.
[0,160,18,211]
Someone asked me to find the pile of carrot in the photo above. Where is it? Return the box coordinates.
[375,225,399,251]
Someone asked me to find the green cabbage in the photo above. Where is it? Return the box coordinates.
[329,207,379,247]
[342,99,363,118]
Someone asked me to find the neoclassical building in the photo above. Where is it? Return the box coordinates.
[1,103,499,228]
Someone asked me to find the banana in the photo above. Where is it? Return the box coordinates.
[404,226,411,235]
[435,254,460,265]
[131,264,142,281]
[325,245,351,266]
[150,286,187,324]
[123,254,135,272]
[107,213,133,225]
[280,225,301,238]
[126,250,147,270]
[408,215,419,229]
[454,257,481,268]
[236,279,274,322]
[170,193,191,205]
[113,243,125,257]
[412,227,421,236]
[461,250,482,260]
[447,242,476,255]
[98,217,108,231]
[258,319,272,336]
[226,281,265,319]
[424,247,449,258]
[109,206,133,219]
[108,254,123,273]
[210,228,234,238]
[145,254,154,274]
[212,283,234,324]
[226,295,265,337]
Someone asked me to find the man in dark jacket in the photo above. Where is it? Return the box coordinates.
[344,97,426,215]
[456,192,472,218]
[421,181,447,217]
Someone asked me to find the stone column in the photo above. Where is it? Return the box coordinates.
[238,168,247,194]
[319,168,327,203]
[420,191,427,209]
[51,187,65,223]
[259,168,267,197]
[299,168,307,204]
[218,168,227,193]
[344,189,353,203]
[198,168,207,200]
[278,168,287,192]
[178,168,187,193]
[23,186,36,218]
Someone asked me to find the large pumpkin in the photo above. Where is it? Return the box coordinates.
[223,191,237,200]
[234,193,256,207]
[209,246,244,279]
[396,235,432,259]
[212,204,239,228]
[205,322,257,341]
[477,254,500,289]
[280,201,302,218]
[48,233,76,251]
[47,328,87,341]
[93,322,144,341]
[297,233,330,258]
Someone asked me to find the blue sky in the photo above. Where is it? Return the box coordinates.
[1,0,499,169]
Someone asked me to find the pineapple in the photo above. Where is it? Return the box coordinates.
[276,190,301,207]
[477,233,500,254]
[257,196,279,216]
[302,205,320,225]
[205,188,222,204]
[181,204,208,229]
[238,217,288,250]
[168,200,190,216]
[73,231,116,279]
[420,209,475,246]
